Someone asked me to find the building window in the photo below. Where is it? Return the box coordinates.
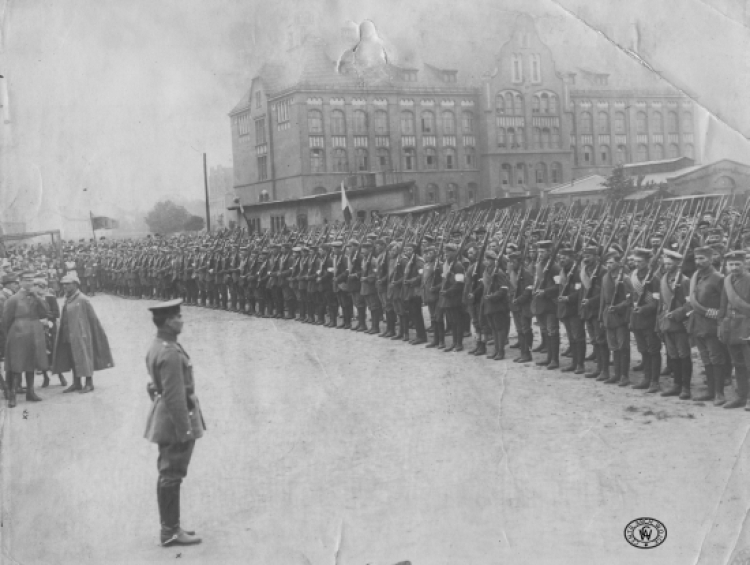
[237,113,250,136]
[312,186,327,195]
[276,99,290,123]
[516,163,526,185]
[616,144,628,164]
[333,148,348,172]
[668,111,678,132]
[447,183,458,203]
[498,127,506,147]
[685,143,694,159]
[533,127,541,147]
[514,92,524,116]
[353,110,367,134]
[541,127,551,148]
[255,91,262,109]
[668,143,679,158]
[614,111,626,134]
[507,127,516,147]
[254,118,266,143]
[551,162,562,184]
[462,111,474,133]
[501,163,512,186]
[496,94,506,114]
[442,111,456,134]
[257,156,268,181]
[271,216,285,233]
[541,93,551,113]
[682,112,693,132]
[331,110,346,135]
[552,127,560,148]
[511,53,523,83]
[600,145,610,164]
[464,148,475,168]
[444,148,456,170]
[259,190,270,203]
[580,112,592,133]
[583,145,593,164]
[653,143,664,160]
[310,148,325,172]
[421,111,435,133]
[426,183,438,203]
[535,163,547,184]
[636,111,647,134]
[355,148,369,171]
[549,94,558,114]
[516,127,525,148]
[571,144,577,165]
[637,144,648,162]
[532,96,540,114]
[401,111,415,134]
[403,148,415,171]
[652,112,663,132]
[597,112,609,133]
[377,148,390,170]
[530,54,541,83]
[374,110,389,134]
[424,147,437,170]
[307,110,322,134]
[443,72,457,83]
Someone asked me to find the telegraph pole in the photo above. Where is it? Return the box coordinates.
[203,153,211,232]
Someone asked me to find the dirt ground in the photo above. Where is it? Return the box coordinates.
[2,294,750,564]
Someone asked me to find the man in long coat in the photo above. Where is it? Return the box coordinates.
[52,273,114,393]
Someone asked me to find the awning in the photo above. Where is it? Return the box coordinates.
[386,202,452,216]
[624,189,658,201]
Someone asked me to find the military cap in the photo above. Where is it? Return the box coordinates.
[558,248,576,257]
[508,250,523,260]
[693,246,714,257]
[2,273,19,284]
[20,271,36,281]
[506,242,518,251]
[484,250,498,260]
[662,249,683,260]
[347,239,360,246]
[536,240,553,249]
[423,245,436,254]
[602,249,622,262]
[475,226,487,235]
[292,247,302,253]
[404,241,417,249]
[148,298,182,317]
[319,242,331,250]
[450,230,462,238]
[697,220,711,228]
[301,247,310,253]
[361,241,373,248]
[331,241,343,248]
[269,243,280,249]
[582,245,599,255]
[725,250,747,261]
[632,247,652,260]
[260,249,270,255]
[374,238,386,246]
[366,232,377,240]
[445,243,459,252]
[60,273,80,285]
[423,235,435,244]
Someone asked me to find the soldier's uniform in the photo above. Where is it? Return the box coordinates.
[629,248,662,392]
[438,243,466,352]
[557,248,586,374]
[600,249,634,386]
[482,250,511,360]
[532,241,561,369]
[718,250,750,409]
[509,250,533,363]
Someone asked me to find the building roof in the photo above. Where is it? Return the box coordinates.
[387,202,452,216]
[638,166,703,185]
[547,175,608,196]
[622,157,694,171]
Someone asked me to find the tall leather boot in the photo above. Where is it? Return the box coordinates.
[455,322,464,352]
[632,353,652,389]
[402,316,411,341]
[392,316,405,340]
[679,356,693,399]
[618,348,631,386]
[381,311,395,337]
[526,330,534,352]
[536,335,552,366]
[661,358,683,396]
[726,366,748,408]
[63,376,83,393]
[514,331,532,363]
[693,365,716,402]
[159,483,201,547]
[647,353,662,393]
[426,319,440,348]
[546,334,560,370]
[714,364,727,406]
[7,374,16,408]
[574,342,587,374]
[586,345,602,379]
[469,336,481,355]
[492,330,506,360]
[26,372,42,402]
[561,339,578,372]
[532,332,547,353]
[597,346,611,381]
[368,309,381,335]
[605,351,621,384]
[357,308,368,332]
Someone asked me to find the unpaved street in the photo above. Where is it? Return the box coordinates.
[2,294,750,564]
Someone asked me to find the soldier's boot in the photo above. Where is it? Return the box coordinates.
[357,308,368,332]
[725,367,748,408]
[714,364,728,406]
[454,324,464,352]
[492,330,506,360]
[437,322,446,349]
[63,376,83,393]
[25,372,42,402]
[532,332,547,353]
[693,365,716,401]
[159,484,201,547]
[81,377,95,393]
[647,353,662,393]
[604,351,621,384]
[679,357,693,400]
[381,311,395,337]
[661,358,683,396]
[368,310,381,334]
[58,373,68,387]
[536,335,552,366]
[514,332,532,363]
[468,337,482,355]
[561,340,578,372]
[618,348,631,386]
[586,345,602,378]
[392,316,405,340]
[426,321,441,348]
[41,371,50,388]
[596,346,611,381]
[546,335,560,370]
[574,342,587,374]
[632,353,652,389]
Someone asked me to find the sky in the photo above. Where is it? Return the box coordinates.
[0,0,748,233]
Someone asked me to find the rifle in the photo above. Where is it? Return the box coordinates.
[668,197,708,313]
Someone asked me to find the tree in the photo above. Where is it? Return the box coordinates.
[144,200,190,234]
[183,215,205,232]
[601,164,635,204]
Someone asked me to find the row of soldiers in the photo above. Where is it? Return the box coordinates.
[54,194,750,412]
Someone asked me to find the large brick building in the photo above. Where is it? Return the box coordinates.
[229,13,699,230]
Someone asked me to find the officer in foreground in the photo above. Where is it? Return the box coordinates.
[144,299,206,547]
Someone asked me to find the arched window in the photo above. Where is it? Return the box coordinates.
[512,54,523,82]
[421,111,435,133]
[682,112,693,132]
[636,112,647,134]
[583,145,593,164]
[541,127,551,148]
[377,148,390,170]
[333,148,348,171]
[444,148,456,170]
[353,110,367,134]
[400,111,415,134]
[535,162,547,185]
[516,163,526,185]
[532,96,541,114]
[533,127,541,147]
[580,112,592,133]
[310,148,325,172]
[514,93,524,116]
[667,111,678,132]
[447,183,458,203]
[331,110,346,135]
[600,145,610,164]
[616,144,628,164]
[308,109,323,134]
[668,143,679,158]
[530,54,541,82]
[442,111,456,134]
[464,147,475,168]
[259,189,270,202]
[424,147,437,170]
[501,164,512,186]
[505,92,514,114]
[426,183,438,203]
[498,127,507,147]
[552,127,561,148]
[462,111,474,133]
[355,148,369,171]
[614,112,626,134]
[507,127,515,147]
[652,112,663,132]
[541,92,549,113]
[636,144,648,162]
[312,186,327,195]
[374,110,389,134]
[402,148,415,170]
[598,112,609,133]
[653,143,664,160]
[685,143,694,159]
[551,162,562,184]
[496,94,506,114]
[549,94,558,114]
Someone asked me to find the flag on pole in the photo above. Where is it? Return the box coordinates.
[341,181,354,223]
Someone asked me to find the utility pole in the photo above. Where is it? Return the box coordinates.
[203,153,211,232]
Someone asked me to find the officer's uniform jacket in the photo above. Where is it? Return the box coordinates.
[144,329,205,445]
[686,266,723,337]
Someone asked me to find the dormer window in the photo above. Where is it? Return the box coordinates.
[442,71,457,83]
[402,70,418,82]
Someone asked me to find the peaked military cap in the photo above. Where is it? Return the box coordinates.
[148,298,182,316]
